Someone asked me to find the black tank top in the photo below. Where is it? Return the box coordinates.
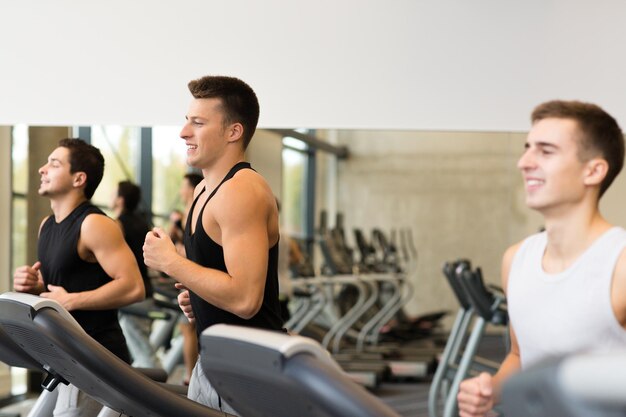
[184,162,283,338]
[118,211,153,297]
[38,201,130,363]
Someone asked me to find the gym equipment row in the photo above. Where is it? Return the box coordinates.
[428,260,508,417]
[284,213,447,387]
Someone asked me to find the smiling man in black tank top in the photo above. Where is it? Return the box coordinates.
[13,138,145,417]
[143,76,283,415]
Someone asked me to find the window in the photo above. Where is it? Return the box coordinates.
[151,126,188,227]
[10,125,28,397]
[282,136,314,239]
[90,126,142,213]
[11,125,28,278]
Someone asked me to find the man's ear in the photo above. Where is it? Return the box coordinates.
[73,172,87,188]
[583,158,609,187]
[226,123,244,144]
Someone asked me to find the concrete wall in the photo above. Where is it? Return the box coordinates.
[331,129,626,327]
[600,158,626,227]
[276,130,626,324]
[246,129,284,200]
[332,130,538,325]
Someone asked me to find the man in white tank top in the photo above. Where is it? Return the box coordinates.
[457,100,626,417]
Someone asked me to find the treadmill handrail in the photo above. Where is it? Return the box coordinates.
[459,268,507,324]
[206,324,343,372]
[201,324,402,417]
[0,292,228,417]
[0,292,81,327]
[445,260,472,310]
[559,352,626,405]
[0,324,43,370]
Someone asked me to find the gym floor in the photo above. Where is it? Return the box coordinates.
[377,333,507,416]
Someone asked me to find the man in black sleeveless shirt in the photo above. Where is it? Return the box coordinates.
[13,138,145,417]
[113,180,159,368]
[143,76,283,414]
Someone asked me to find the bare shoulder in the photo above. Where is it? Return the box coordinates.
[215,169,275,215]
[82,212,118,228]
[81,213,124,244]
[232,168,273,193]
[501,240,524,294]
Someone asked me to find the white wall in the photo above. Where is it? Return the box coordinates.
[246,130,283,199]
[1,1,626,130]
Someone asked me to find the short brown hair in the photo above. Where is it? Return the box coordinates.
[532,100,624,197]
[187,75,260,150]
[183,172,203,188]
[58,138,105,199]
[117,181,141,212]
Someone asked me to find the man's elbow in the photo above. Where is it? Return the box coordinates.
[136,285,146,302]
[233,299,262,320]
[128,282,146,304]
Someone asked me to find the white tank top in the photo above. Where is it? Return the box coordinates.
[508,226,626,368]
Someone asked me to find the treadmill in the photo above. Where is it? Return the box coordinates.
[501,351,626,417]
[200,323,402,417]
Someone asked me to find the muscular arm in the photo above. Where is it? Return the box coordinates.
[41,214,145,310]
[144,175,275,319]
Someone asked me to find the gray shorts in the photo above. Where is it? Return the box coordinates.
[187,357,239,416]
[53,384,102,417]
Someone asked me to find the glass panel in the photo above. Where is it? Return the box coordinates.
[282,147,307,236]
[90,126,141,213]
[11,125,29,194]
[283,136,308,151]
[10,367,26,396]
[11,126,28,277]
[10,126,29,397]
[11,198,27,280]
[151,126,188,228]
